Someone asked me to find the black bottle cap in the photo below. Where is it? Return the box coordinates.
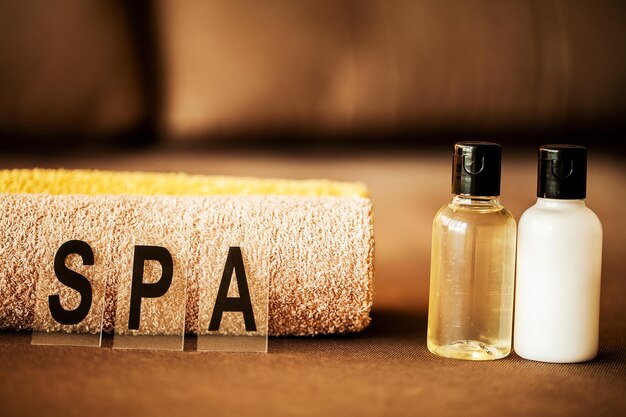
[452,141,501,196]
[538,144,587,199]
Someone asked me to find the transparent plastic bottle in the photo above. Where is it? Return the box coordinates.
[427,142,516,360]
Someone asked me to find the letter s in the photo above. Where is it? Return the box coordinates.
[49,240,94,325]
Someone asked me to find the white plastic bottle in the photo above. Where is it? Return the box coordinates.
[514,144,602,363]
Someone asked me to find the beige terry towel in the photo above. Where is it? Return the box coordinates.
[0,170,374,336]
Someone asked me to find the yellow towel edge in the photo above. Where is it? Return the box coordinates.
[0,168,369,198]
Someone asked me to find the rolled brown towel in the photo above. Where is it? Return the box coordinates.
[0,169,374,336]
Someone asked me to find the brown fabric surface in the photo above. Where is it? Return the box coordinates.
[1,310,625,417]
[0,149,624,416]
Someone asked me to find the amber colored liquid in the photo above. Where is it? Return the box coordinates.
[427,196,516,360]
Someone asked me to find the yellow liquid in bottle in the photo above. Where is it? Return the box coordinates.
[427,196,516,360]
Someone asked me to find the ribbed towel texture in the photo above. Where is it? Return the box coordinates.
[0,169,374,336]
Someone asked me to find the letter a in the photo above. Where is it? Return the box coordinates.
[209,247,257,331]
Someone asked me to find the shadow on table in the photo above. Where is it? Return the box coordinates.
[268,308,428,355]
[361,308,427,341]
[2,308,430,355]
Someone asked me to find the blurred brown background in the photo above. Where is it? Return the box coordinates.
[1,2,625,417]
[1,0,625,149]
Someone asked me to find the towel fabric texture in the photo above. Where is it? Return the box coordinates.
[0,169,374,336]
